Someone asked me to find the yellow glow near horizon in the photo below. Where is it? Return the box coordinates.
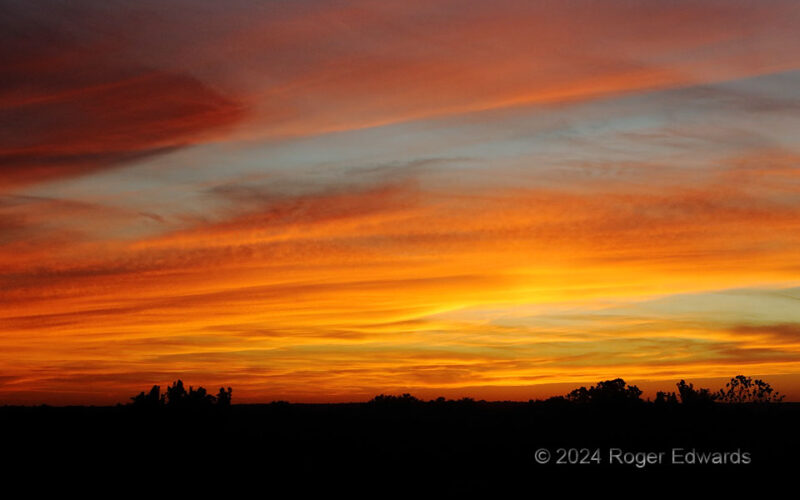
[2,1,800,404]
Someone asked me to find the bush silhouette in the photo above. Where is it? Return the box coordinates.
[717,375,784,403]
[369,393,421,406]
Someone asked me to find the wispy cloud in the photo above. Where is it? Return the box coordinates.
[3,0,800,404]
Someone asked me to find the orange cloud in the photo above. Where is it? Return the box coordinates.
[6,0,800,169]
[218,0,800,137]
[3,149,800,403]
[4,1,800,404]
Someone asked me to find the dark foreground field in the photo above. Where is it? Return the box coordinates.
[3,399,799,493]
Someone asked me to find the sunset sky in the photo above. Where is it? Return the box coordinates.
[2,0,800,404]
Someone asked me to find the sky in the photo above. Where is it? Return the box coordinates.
[2,0,800,404]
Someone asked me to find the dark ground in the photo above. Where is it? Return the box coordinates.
[3,400,798,493]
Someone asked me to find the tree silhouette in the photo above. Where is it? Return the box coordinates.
[216,387,233,407]
[129,380,232,408]
[676,380,717,406]
[186,385,217,407]
[131,384,164,407]
[564,378,643,405]
[717,375,784,403]
[654,390,678,405]
[165,379,188,406]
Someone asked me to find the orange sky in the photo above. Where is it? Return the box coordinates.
[2,0,800,404]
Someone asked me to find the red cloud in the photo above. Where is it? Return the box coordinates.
[1,40,245,189]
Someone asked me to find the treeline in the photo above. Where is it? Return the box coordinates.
[128,374,784,409]
[367,375,785,407]
[130,380,232,409]
[554,375,784,406]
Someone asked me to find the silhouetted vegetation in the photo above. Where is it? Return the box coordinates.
[676,379,718,406]
[130,384,164,408]
[369,393,422,406]
[717,375,784,403]
[216,386,233,406]
[3,373,796,494]
[130,379,232,409]
[563,378,643,405]
[660,375,785,406]
[127,374,783,412]
[654,390,678,406]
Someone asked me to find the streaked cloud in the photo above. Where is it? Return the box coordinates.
[2,0,800,404]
